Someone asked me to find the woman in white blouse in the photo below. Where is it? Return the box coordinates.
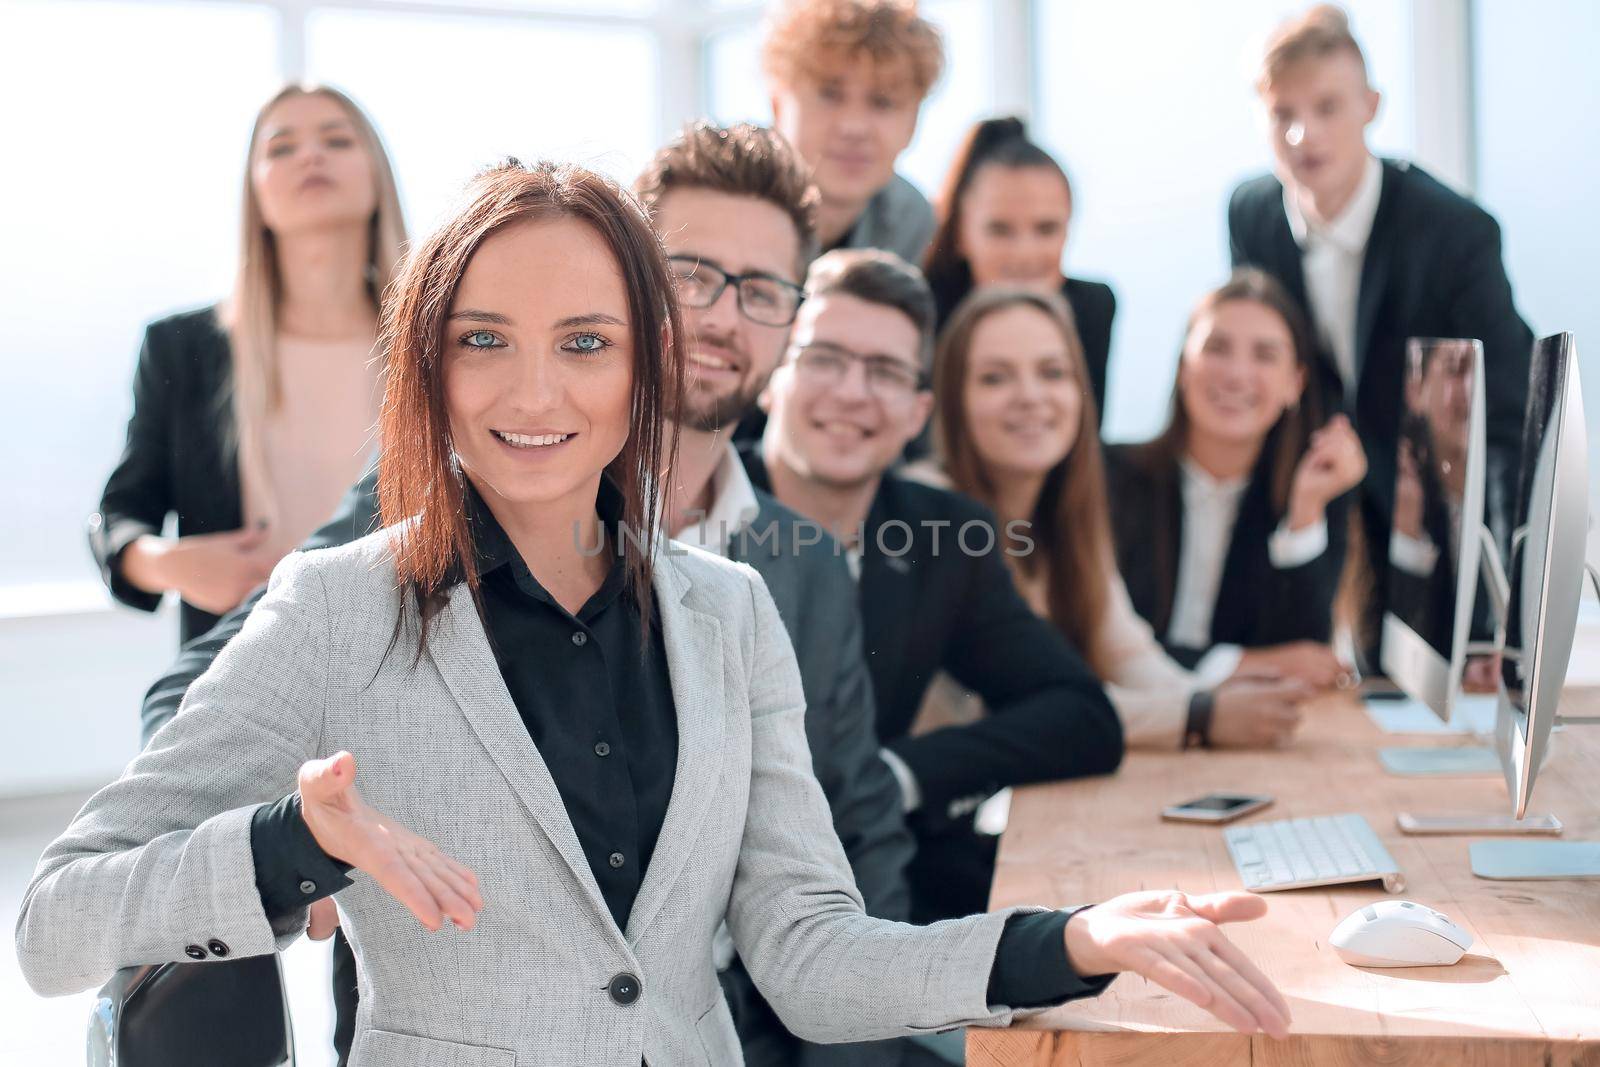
[1103,269,1368,689]
[912,286,1309,751]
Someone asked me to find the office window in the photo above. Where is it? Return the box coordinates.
[306,9,658,230]
[1473,0,1600,503]
[1034,0,1414,440]
[0,0,282,591]
[365,0,656,12]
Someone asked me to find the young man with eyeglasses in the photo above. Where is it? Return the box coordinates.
[743,248,1123,932]
[637,123,915,1067]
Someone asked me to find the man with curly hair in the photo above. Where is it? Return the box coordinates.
[764,0,943,266]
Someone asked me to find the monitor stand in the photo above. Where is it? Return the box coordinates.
[1375,527,1509,772]
[1468,549,1600,878]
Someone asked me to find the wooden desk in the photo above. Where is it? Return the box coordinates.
[971,689,1600,1066]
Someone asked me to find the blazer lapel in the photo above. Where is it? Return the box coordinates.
[1266,197,1310,314]
[1154,460,1185,638]
[625,550,727,943]
[1354,161,1401,389]
[427,586,618,932]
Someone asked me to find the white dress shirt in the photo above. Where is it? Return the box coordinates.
[668,442,762,554]
[1284,154,1384,392]
[1168,459,1329,679]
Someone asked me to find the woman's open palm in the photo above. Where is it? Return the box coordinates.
[297,752,484,933]
[1063,890,1292,1039]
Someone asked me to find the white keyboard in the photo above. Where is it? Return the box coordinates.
[1225,814,1405,893]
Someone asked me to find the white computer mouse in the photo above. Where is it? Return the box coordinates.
[1330,900,1473,967]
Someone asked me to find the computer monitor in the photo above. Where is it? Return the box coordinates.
[1494,333,1589,819]
[1381,338,1487,720]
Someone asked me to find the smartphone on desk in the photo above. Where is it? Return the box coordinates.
[1161,793,1274,824]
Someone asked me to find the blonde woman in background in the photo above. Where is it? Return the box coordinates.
[90,83,406,649]
[910,287,1311,758]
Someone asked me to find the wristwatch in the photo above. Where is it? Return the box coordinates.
[1184,689,1216,750]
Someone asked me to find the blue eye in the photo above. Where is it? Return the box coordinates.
[459,330,502,350]
[564,332,611,355]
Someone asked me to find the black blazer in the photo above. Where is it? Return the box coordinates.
[89,307,243,645]
[1103,443,1349,668]
[1228,160,1531,628]
[929,268,1118,418]
[743,451,1124,825]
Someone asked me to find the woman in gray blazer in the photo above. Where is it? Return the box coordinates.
[19,161,1289,1066]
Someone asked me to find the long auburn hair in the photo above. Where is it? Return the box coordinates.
[923,116,1071,307]
[378,160,684,649]
[218,84,407,503]
[933,286,1116,677]
[1126,268,1331,624]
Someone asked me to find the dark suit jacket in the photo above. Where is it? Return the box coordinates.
[89,307,243,645]
[743,452,1124,823]
[929,269,1118,418]
[1228,160,1531,636]
[1103,443,1349,668]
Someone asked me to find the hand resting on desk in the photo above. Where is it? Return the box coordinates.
[1064,890,1291,1039]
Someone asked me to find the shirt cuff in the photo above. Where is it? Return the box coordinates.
[1388,530,1440,576]
[878,747,921,813]
[987,907,1117,1009]
[1269,518,1328,569]
[1192,643,1244,687]
[250,793,354,923]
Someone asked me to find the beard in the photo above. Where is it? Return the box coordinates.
[678,374,767,434]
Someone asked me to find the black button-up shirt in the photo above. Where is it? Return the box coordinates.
[470,478,677,931]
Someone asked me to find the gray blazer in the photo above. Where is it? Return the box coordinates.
[18,530,1042,1066]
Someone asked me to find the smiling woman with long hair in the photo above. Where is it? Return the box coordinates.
[913,286,1309,751]
[1104,269,1367,687]
[21,161,1291,1065]
[89,83,406,648]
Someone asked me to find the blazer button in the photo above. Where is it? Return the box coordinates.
[207,939,230,958]
[594,741,611,757]
[571,631,588,647]
[608,972,641,1005]
[183,945,206,960]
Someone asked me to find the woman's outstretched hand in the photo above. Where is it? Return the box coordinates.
[1063,890,1291,1039]
[297,752,484,933]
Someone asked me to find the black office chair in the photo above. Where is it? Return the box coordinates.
[87,955,294,1066]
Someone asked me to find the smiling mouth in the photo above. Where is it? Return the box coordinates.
[812,419,872,441]
[1002,420,1056,435]
[1206,391,1259,414]
[688,350,740,374]
[493,430,576,449]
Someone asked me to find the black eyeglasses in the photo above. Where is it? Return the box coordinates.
[790,342,928,400]
[667,255,805,327]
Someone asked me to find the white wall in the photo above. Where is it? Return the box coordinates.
[1,597,164,798]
